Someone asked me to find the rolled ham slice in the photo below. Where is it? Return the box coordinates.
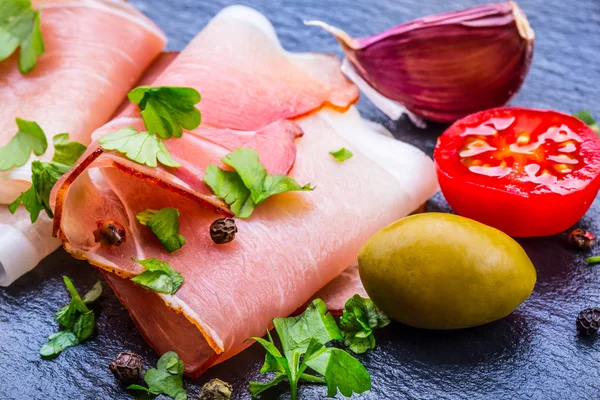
[52,6,438,377]
[0,0,165,286]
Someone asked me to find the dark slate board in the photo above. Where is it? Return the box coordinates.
[1,0,600,399]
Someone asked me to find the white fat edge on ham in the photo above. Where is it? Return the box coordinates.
[0,209,59,286]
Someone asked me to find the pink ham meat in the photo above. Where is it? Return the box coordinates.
[52,6,437,377]
[303,264,368,315]
[0,0,165,286]
[114,6,359,130]
[0,0,165,202]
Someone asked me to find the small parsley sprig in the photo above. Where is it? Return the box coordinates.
[574,110,599,134]
[9,133,86,222]
[249,299,371,400]
[205,147,313,218]
[128,351,187,400]
[136,208,186,253]
[99,86,201,168]
[40,278,102,357]
[0,0,45,74]
[0,118,47,171]
[329,147,353,162]
[130,258,184,295]
[339,295,390,354]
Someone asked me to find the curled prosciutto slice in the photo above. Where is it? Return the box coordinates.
[53,6,437,377]
[0,0,165,286]
[116,6,359,130]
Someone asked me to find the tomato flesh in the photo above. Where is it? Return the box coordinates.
[434,107,600,237]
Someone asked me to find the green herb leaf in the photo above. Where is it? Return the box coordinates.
[52,133,87,165]
[222,148,313,204]
[98,127,180,168]
[205,148,313,218]
[273,298,341,358]
[0,0,45,74]
[82,281,103,304]
[339,295,390,354]
[126,384,152,394]
[249,374,288,396]
[0,118,47,171]
[128,351,187,400]
[249,299,370,400]
[9,160,62,221]
[54,276,89,330]
[128,86,201,139]
[574,110,599,134]
[135,209,158,225]
[329,147,353,162]
[8,184,42,222]
[587,256,600,264]
[131,257,184,294]
[41,277,99,357]
[72,310,95,342]
[304,344,371,397]
[40,331,78,357]
[204,165,255,218]
[136,208,186,253]
[9,134,86,222]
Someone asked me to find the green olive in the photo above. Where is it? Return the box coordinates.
[358,212,536,330]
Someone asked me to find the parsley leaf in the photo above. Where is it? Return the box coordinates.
[304,342,372,397]
[40,277,102,357]
[249,299,370,400]
[0,0,45,74]
[39,331,78,357]
[98,127,180,168]
[204,165,255,218]
[0,118,47,171]
[52,133,87,165]
[574,110,599,134]
[329,147,353,162]
[205,148,313,218]
[128,351,187,400]
[54,276,90,329]
[130,258,184,295]
[9,133,86,222]
[136,208,186,253]
[339,295,390,354]
[128,86,201,139]
[82,281,103,304]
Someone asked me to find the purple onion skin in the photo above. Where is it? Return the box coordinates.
[314,2,534,123]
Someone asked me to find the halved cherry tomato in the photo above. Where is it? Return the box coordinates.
[434,107,600,237]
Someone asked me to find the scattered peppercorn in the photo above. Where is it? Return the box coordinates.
[200,378,233,400]
[568,229,595,250]
[576,308,600,336]
[109,352,143,383]
[210,218,238,244]
[94,220,126,246]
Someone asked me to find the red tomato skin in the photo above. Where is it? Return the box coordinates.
[434,107,600,237]
[436,166,600,237]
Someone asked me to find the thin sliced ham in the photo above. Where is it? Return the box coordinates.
[115,6,359,130]
[0,0,165,286]
[53,6,438,377]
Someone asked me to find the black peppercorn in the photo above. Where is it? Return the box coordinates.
[109,352,143,383]
[568,229,595,250]
[576,308,600,336]
[210,218,238,244]
[94,220,126,246]
[200,378,233,400]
